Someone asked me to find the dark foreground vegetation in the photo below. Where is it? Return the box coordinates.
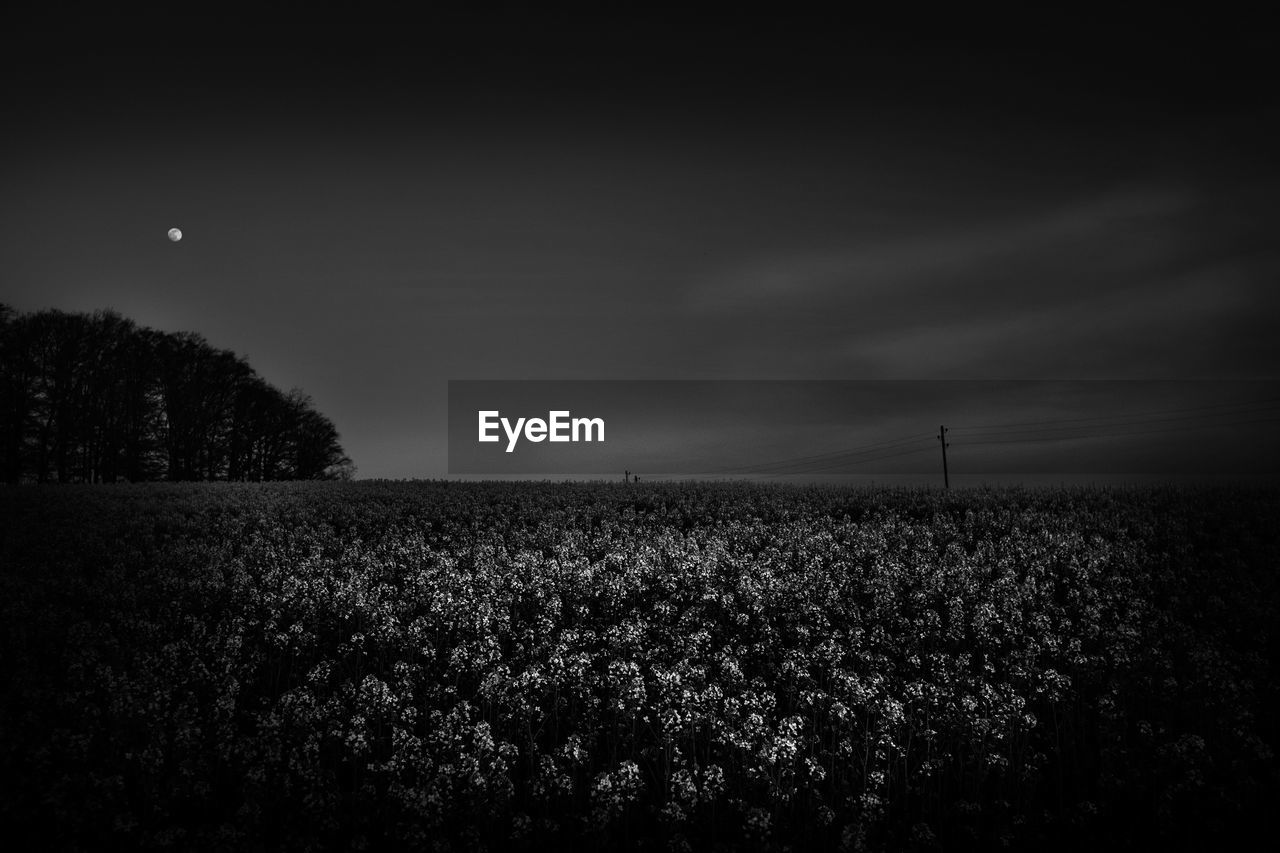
[1,481,1277,851]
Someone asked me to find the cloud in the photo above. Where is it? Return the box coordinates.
[834,261,1258,377]
[685,187,1194,312]
[678,185,1278,379]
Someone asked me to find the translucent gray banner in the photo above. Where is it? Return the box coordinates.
[447,380,1280,478]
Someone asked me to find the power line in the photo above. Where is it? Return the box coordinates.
[707,433,934,473]
[749,444,938,479]
[955,408,1280,441]
[950,397,1280,433]
[685,395,1280,481]
[703,433,934,475]
[956,417,1280,447]
[742,438,936,476]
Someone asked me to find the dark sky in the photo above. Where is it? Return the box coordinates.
[3,7,1277,478]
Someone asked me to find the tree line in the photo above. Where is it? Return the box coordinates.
[0,305,353,483]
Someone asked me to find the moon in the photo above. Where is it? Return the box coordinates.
[167,228,183,242]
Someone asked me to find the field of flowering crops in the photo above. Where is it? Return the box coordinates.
[1,481,1277,850]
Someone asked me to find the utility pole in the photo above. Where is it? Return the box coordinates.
[938,425,950,489]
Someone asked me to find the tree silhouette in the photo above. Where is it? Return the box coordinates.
[0,304,352,483]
